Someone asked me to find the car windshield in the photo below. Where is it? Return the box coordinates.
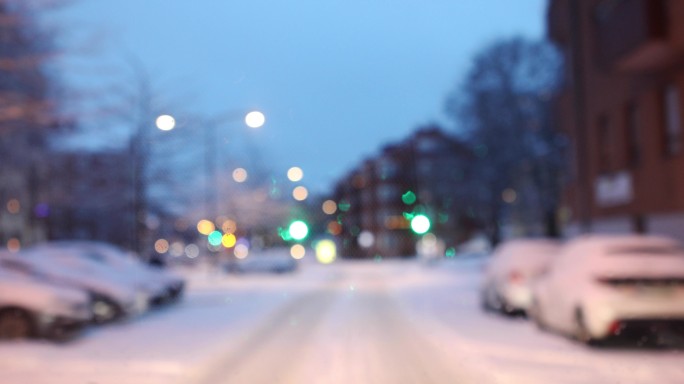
[2,1,684,383]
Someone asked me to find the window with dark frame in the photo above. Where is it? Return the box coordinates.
[625,102,640,167]
[662,84,682,156]
[597,114,612,173]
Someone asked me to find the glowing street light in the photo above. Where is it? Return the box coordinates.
[232,168,248,183]
[288,220,309,241]
[287,167,303,182]
[245,111,265,128]
[155,114,176,131]
[292,186,309,201]
[410,214,431,235]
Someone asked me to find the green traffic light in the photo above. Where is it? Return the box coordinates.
[410,215,431,234]
[289,220,309,241]
[402,191,417,205]
[208,230,223,246]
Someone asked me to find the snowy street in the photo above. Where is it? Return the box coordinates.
[1,256,683,384]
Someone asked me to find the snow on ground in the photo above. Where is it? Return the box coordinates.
[0,253,682,384]
[392,257,684,384]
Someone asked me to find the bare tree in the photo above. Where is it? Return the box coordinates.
[446,37,565,245]
[0,0,73,244]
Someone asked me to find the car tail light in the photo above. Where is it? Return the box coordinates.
[608,320,622,335]
[508,270,524,284]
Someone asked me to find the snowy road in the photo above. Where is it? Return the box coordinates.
[197,263,465,384]
[1,256,683,383]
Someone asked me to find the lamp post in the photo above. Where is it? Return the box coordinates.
[158,110,265,223]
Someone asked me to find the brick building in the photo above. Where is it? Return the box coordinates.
[331,126,474,258]
[548,0,684,240]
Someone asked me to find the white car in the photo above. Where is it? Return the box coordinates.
[30,241,185,305]
[0,252,145,323]
[530,235,684,345]
[481,239,560,315]
[225,250,298,274]
[0,268,92,340]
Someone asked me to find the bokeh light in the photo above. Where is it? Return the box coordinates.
[222,233,237,248]
[289,220,309,241]
[185,244,200,258]
[34,203,49,218]
[358,231,375,248]
[7,238,20,253]
[315,240,337,264]
[322,200,337,215]
[410,214,431,235]
[290,244,306,259]
[6,199,20,214]
[233,168,248,183]
[287,167,303,182]
[292,186,308,201]
[154,239,169,254]
[170,242,185,257]
[222,219,237,234]
[327,221,342,236]
[245,111,265,128]
[234,243,249,259]
[197,219,215,235]
[402,191,417,205]
[502,188,517,203]
[208,231,223,246]
[338,201,351,212]
[155,114,176,131]
[417,233,441,257]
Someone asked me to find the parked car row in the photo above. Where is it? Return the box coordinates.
[481,235,684,346]
[0,241,185,341]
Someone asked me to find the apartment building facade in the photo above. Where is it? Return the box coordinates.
[549,0,684,240]
[331,127,473,258]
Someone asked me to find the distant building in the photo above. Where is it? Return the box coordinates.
[45,150,135,248]
[548,0,684,240]
[331,126,474,258]
[0,133,50,250]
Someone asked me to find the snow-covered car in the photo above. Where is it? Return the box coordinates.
[0,268,91,340]
[481,238,560,315]
[0,252,146,323]
[529,235,684,345]
[29,241,185,305]
[225,251,297,274]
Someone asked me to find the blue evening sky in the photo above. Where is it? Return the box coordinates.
[58,0,546,195]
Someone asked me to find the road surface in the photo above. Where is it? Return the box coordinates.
[0,256,683,384]
[197,262,470,384]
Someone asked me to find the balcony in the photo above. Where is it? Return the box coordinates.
[596,0,671,71]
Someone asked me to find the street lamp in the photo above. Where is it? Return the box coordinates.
[155,114,176,131]
[201,110,265,222]
[154,110,264,215]
[244,111,266,129]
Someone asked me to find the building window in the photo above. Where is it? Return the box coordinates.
[376,184,399,202]
[624,102,640,167]
[662,84,682,156]
[597,115,612,172]
[416,137,440,153]
[376,158,398,180]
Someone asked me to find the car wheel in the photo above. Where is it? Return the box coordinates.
[0,308,34,339]
[92,297,124,324]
